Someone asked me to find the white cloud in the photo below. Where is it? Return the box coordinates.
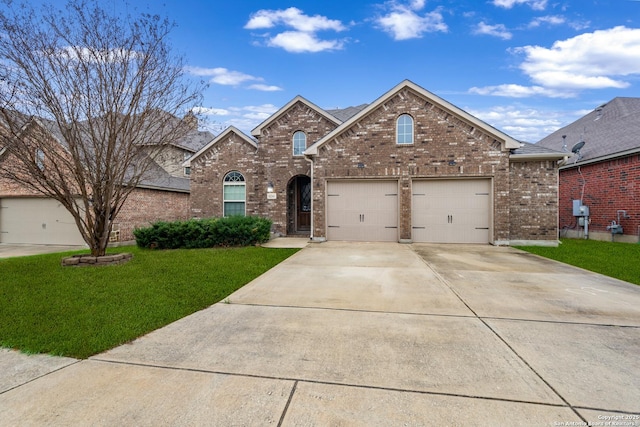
[492,0,548,10]
[376,1,447,40]
[245,7,347,53]
[267,31,345,53]
[247,84,283,92]
[191,106,229,116]
[185,66,283,91]
[470,26,640,101]
[467,105,570,142]
[245,7,346,33]
[196,104,280,135]
[516,26,640,90]
[184,67,259,86]
[527,15,565,28]
[473,22,512,40]
[469,84,576,98]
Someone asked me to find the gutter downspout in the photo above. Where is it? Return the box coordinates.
[304,154,314,241]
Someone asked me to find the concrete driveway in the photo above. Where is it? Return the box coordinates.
[1,242,639,425]
[0,243,85,258]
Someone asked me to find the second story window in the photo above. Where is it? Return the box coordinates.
[397,114,414,145]
[293,131,306,156]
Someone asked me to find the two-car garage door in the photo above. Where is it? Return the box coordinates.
[325,179,491,243]
[0,198,85,245]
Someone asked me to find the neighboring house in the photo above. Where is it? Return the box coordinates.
[187,80,565,245]
[0,113,213,245]
[537,97,640,243]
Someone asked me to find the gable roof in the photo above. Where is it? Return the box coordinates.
[185,126,257,166]
[536,97,640,166]
[305,80,521,156]
[510,141,566,161]
[137,158,191,193]
[251,95,342,137]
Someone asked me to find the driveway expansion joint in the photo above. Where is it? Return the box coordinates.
[412,247,589,424]
[89,357,574,411]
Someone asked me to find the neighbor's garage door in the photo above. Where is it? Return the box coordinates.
[326,180,398,242]
[0,198,85,245]
[412,179,491,243]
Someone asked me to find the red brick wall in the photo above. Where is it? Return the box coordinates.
[115,187,190,241]
[189,132,260,221]
[559,155,640,237]
[509,160,559,240]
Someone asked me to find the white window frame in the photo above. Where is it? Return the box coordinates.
[293,131,307,156]
[223,171,246,217]
[396,114,414,145]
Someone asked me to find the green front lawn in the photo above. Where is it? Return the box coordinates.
[0,246,298,359]
[517,239,640,286]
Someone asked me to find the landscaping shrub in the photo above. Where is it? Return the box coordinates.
[134,216,272,249]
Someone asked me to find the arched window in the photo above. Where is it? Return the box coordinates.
[396,114,414,144]
[223,171,246,216]
[293,131,307,156]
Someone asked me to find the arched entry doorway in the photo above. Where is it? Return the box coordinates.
[287,175,311,235]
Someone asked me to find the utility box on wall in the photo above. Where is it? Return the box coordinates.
[572,199,589,217]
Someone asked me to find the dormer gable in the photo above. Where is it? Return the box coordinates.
[251,95,342,139]
[184,126,257,168]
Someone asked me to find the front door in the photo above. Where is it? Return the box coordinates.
[287,175,311,234]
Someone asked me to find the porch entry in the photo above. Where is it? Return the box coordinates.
[287,175,311,234]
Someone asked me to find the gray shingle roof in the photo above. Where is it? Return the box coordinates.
[536,97,640,164]
[511,141,565,156]
[326,104,368,122]
[137,158,190,192]
[172,128,214,152]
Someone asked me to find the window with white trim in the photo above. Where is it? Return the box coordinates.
[223,171,246,216]
[396,114,414,145]
[293,131,306,156]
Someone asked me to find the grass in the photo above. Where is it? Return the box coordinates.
[0,246,298,359]
[516,238,640,286]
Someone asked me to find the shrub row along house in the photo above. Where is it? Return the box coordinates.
[537,97,640,243]
[186,80,565,246]
[0,113,212,245]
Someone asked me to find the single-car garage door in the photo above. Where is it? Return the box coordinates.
[412,179,491,243]
[0,198,85,245]
[326,180,398,241]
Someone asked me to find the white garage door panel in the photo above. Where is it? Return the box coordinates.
[0,198,85,245]
[412,180,491,244]
[327,181,398,242]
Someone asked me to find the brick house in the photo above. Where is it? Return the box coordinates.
[187,80,564,245]
[0,114,212,245]
[537,97,640,243]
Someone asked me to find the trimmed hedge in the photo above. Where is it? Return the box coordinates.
[134,216,272,249]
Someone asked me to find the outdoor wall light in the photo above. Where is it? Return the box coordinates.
[267,182,274,193]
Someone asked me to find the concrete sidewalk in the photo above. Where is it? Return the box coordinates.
[1,242,639,425]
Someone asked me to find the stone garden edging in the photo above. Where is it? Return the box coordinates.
[61,253,133,267]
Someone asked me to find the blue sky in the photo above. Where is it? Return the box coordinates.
[25,0,640,142]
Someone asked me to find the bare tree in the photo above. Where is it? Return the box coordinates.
[0,0,203,256]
